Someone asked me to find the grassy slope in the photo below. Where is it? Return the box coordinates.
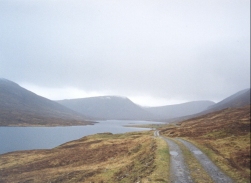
[1,106,249,182]
[0,131,169,183]
[160,105,250,183]
[0,80,93,127]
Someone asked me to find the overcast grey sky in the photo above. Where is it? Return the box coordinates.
[0,0,250,106]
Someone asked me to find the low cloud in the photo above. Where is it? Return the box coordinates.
[0,0,250,105]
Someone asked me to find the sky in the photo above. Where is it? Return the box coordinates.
[0,0,250,106]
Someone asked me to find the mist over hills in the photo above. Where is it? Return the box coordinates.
[0,78,92,126]
[57,96,154,120]
[57,96,216,121]
[53,88,250,121]
[166,88,251,123]
[1,78,249,125]
[145,101,215,120]
[206,88,250,112]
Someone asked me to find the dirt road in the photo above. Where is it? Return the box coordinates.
[164,137,193,183]
[177,138,233,183]
[154,131,234,183]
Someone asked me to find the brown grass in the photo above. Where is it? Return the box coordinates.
[160,105,251,183]
[0,131,162,183]
[145,137,170,182]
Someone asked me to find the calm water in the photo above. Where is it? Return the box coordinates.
[0,120,163,154]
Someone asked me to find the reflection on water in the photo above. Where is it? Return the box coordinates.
[0,120,163,154]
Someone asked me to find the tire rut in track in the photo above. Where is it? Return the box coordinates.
[162,137,193,183]
[177,138,233,183]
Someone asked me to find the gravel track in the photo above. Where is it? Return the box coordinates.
[162,137,193,183]
[177,138,233,183]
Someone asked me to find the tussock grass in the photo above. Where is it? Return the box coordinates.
[145,137,170,183]
[160,106,250,183]
[185,136,251,183]
[0,131,171,183]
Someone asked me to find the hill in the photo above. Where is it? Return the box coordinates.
[0,78,93,126]
[165,88,250,123]
[145,101,215,120]
[57,96,154,120]
[205,88,250,113]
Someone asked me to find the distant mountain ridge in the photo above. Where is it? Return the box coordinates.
[0,78,93,126]
[165,88,251,123]
[1,78,249,124]
[57,96,216,121]
[206,88,250,112]
[57,96,154,120]
[58,88,248,121]
[145,101,215,120]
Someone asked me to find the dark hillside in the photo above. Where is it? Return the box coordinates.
[164,88,250,123]
[0,78,93,126]
[206,88,250,112]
